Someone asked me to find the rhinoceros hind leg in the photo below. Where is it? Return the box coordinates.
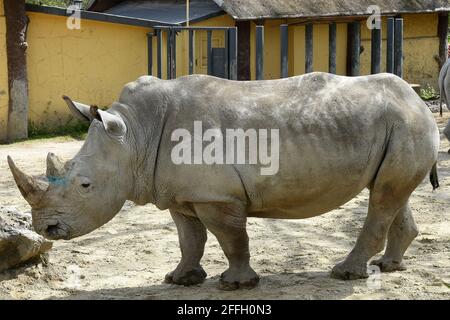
[165,211,207,286]
[370,202,418,273]
[194,203,260,290]
[332,143,426,281]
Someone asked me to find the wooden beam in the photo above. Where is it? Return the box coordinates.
[329,22,337,74]
[207,30,212,76]
[166,29,172,79]
[189,30,194,75]
[228,27,238,80]
[157,29,162,78]
[347,21,360,76]
[386,17,395,74]
[255,25,264,80]
[371,27,382,74]
[236,21,251,80]
[305,23,313,73]
[280,24,289,78]
[394,18,403,78]
[147,33,153,76]
[438,13,449,69]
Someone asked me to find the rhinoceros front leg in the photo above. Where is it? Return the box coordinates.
[165,210,208,286]
[194,203,259,290]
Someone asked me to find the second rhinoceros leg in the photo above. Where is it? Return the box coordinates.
[194,203,260,290]
[370,202,418,272]
[165,210,208,286]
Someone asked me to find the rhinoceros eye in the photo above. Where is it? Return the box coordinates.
[81,183,91,188]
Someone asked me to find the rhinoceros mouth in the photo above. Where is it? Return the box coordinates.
[44,223,69,240]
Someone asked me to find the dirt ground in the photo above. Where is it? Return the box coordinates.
[0,114,450,300]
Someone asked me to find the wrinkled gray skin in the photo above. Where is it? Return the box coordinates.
[438,59,450,152]
[8,73,440,290]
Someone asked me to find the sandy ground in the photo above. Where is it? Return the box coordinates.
[0,115,450,300]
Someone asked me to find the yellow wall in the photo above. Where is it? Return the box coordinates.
[359,14,439,87]
[244,13,440,85]
[26,12,150,129]
[149,14,236,79]
[0,9,443,137]
[0,0,9,142]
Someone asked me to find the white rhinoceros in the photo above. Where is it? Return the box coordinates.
[8,73,440,290]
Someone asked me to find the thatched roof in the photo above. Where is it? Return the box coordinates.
[212,0,450,20]
[89,0,450,21]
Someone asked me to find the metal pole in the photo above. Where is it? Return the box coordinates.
[386,17,395,74]
[394,18,403,78]
[256,25,264,80]
[186,0,190,27]
[305,23,313,73]
[280,24,289,78]
[329,22,337,74]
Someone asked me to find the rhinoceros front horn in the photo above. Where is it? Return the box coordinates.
[46,153,65,178]
[7,156,48,207]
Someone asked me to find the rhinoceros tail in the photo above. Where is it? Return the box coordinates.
[430,162,440,190]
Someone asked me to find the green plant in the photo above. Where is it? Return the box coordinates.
[25,0,92,9]
[28,120,89,141]
[419,84,439,101]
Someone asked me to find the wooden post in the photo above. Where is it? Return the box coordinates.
[157,29,162,78]
[394,18,403,78]
[329,22,337,74]
[147,33,153,75]
[224,29,229,79]
[189,30,194,75]
[371,26,382,74]
[347,21,361,76]
[256,25,264,80]
[4,0,29,141]
[236,21,251,80]
[171,29,177,78]
[280,24,289,78]
[228,27,238,80]
[386,17,395,74]
[438,13,449,69]
[305,23,313,73]
[207,30,212,75]
[166,29,172,79]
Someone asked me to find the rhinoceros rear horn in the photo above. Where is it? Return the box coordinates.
[46,153,65,178]
[62,95,93,122]
[7,156,48,207]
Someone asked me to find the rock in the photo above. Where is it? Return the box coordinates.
[425,100,449,114]
[0,207,52,272]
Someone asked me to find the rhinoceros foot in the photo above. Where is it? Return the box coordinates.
[370,258,407,273]
[164,266,207,286]
[331,260,369,280]
[219,267,260,291]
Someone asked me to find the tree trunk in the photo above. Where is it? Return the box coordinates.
[4,0,29,141]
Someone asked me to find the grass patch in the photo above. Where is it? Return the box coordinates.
[28,121,89,141]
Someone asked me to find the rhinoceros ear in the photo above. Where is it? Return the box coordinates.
[62,96,93,122]
[90,107,126,138]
